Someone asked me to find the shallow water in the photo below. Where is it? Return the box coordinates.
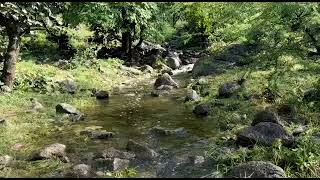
[47,71,220,177]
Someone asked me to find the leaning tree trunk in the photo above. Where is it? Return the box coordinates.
[1,30,21,88]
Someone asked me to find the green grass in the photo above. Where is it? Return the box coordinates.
[193,52,320,178]
[0,55,154,178]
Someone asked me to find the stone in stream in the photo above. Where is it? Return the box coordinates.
[251,110,282,126]
[188,155,205,166]
[94,158,130,171]
[185,89,200,102]
[151,89,170,97]
[95,147,135,160]
[56,103,81,115]
[150,126,187,137]
[29,143,70,163]
[236,122,294,147]
[80,129,114,140]
[165,52,181,70]
[193,104,211,116]
[0,155,13,169]
[226,161,286,178]
[126,139,158,160]
[94,90,110,100]
[154,73,179,89]
[69,164,92,177]
[156,85,174,91]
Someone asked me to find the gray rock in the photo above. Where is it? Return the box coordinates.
[193,104,211,116]
[156,85,174,91]
[93,158,129,171]
[71,164,91,177]
[252,110,282,126]
[30,98,44,111]
[226,161,285,178]
[126,140,158,160]
[237,122,294,147]
[69,113,85,122]
[150,127,187,137]
[30,143,69,163]
[292,125,306,136]
[0,155,13,168]
[165,53,181,70]
[151,89,170,97]
[188,155,205,166]
[81,130,114,140]
[140,65,153,73]
[56,103,81,115]
[113,158,130,171]
[185,90,200,102]
[0,85,11,92]
[96,147,135,160]
[154,73,179,89]
[94,90,109,100]
[218,81,241,98]
[58,79,76,94]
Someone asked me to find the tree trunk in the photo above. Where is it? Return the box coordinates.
[1,31,21,88]
[135,26,145,48]
[122,31,131,54]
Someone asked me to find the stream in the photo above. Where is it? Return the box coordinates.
[46,66,220,178]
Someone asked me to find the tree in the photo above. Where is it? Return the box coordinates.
[0,2,63,88]
[63,2,157,61]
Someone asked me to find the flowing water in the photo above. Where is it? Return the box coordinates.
[45,70,220,177]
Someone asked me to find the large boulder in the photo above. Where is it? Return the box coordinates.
[226,161,285,178]
[192,57,229,77]
[70,164,92,178]
[29,143,69,163]
[237,122,294,147]
[165,52,181,70]
[218,81,241,98]
[193,104,211,116]
[56,103,81,115]
[57,79,77,94]
[150,126,187,137]
[185,90,200,102]
[126,140,158,160]
[192,44,257,77]
[252,110,282,126]
[154,73,179,89]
